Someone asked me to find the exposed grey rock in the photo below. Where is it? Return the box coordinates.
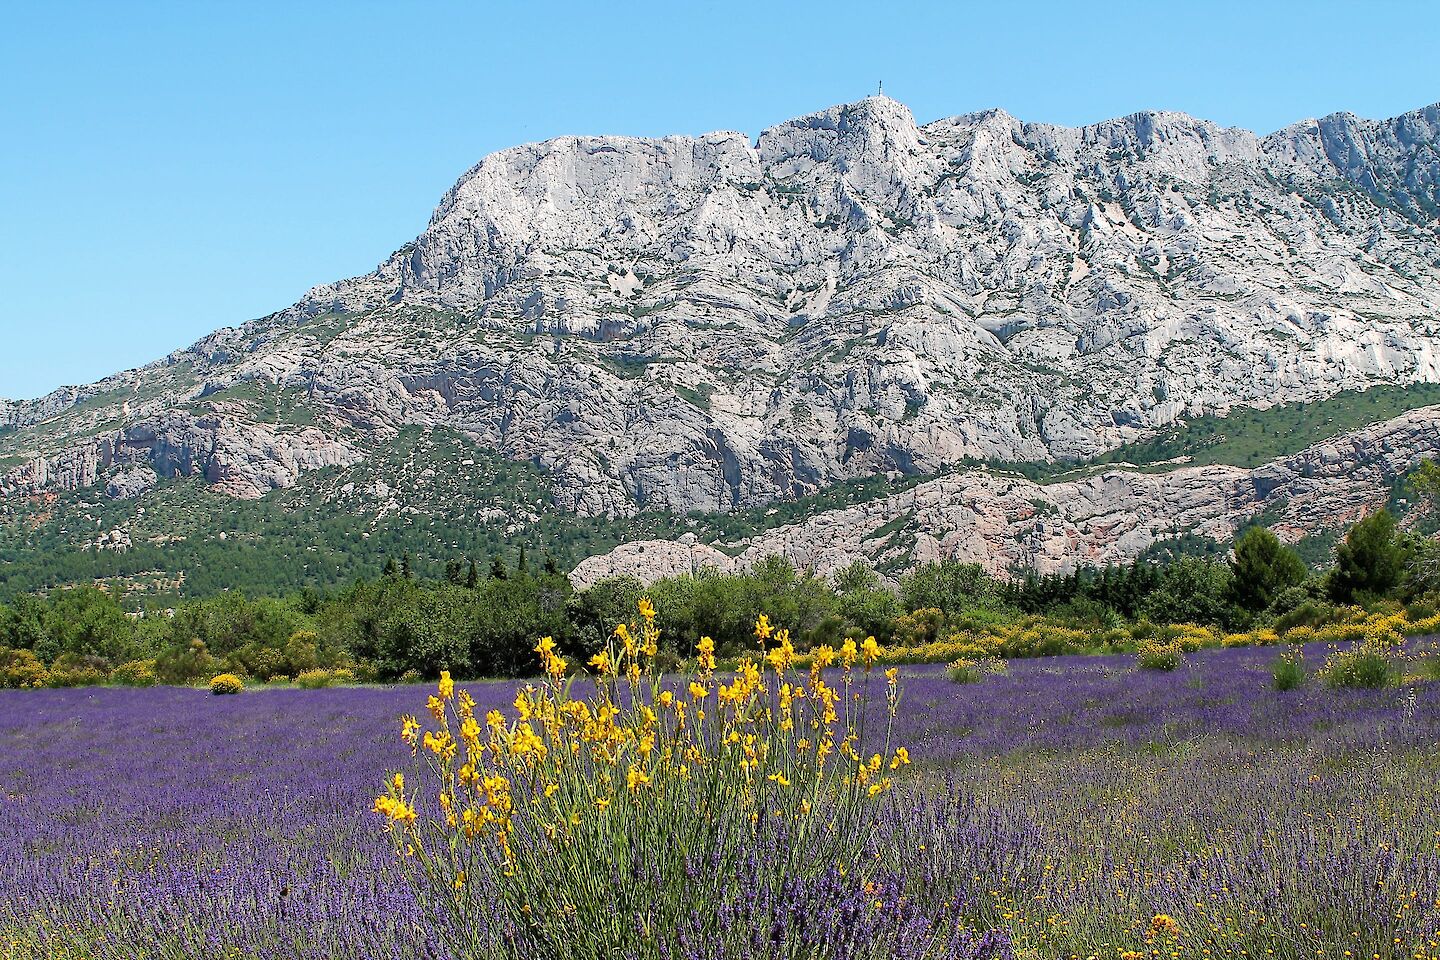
[575,406,1440,584]
[2,413,359,501]
[104,464,158,500]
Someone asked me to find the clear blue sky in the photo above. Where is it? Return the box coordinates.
[2,0,1435,401]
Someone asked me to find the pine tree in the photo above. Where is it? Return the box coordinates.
[1330,510,1404,603]
[1229,527,1306,611]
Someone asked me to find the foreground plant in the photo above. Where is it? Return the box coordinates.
[373,605,995,959]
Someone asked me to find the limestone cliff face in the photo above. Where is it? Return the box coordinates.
[4,96,1440,555]
[573,406,1440,586]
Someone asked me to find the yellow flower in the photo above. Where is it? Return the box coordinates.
[615,623,636,655]
[689,681,709,700]
[595,797,611,810]
[1149,914,1182,939]
[755,614,774,641]
[589,650,612,675]
[400,715,421,744]
[626,765,651,791]
[839,638,858,668]
[373,794,417,825]
[638,598,656,621]
[860,636,881,667]
[437,671,454,700]
[697,635,716,671]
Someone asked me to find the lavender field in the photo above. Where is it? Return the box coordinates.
[2,643,1439,959]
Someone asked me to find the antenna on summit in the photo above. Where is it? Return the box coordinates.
[877,80,883,96]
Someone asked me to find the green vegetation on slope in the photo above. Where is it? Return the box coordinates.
[1074,383,1440,475]
[2,385,1438,601]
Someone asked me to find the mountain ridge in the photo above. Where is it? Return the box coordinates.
[6,95,1438,411]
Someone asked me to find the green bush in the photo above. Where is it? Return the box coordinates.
[946,656,1006,684]
[1414,645,1440,682]
[44,654,109,688]
[156,639,220,685]
[1322,632,1399,689]
[1272,596,1337,633]
[295,667,356,689]
[1270,647,1307,691]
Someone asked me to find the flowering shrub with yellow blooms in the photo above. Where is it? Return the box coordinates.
[372,604,953,957]
[208,673,244,695]
[1135,641,1184,672]
[1321,623,1404,689]
[946,656,1007,684]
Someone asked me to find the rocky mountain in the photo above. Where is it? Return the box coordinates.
[4,96,1440,591]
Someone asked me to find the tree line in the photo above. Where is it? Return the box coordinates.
[0,506,1432,687]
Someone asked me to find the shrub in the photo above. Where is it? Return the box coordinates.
[295,667,356,689]
[1270,647,1307,691]
[1273,597,1337,633]
[209,673,244,695]
[891,607,946,646]
[109,659,159,687]
[948,658,983,684]
[1417,646,1440,682]
[1322,629,1400,689]
[156,639,220,685]
[1136,641,1183,671]
[44,654,108,688]
[372,605,932,957]
[0,648,48,689]
[947,656,1006,684]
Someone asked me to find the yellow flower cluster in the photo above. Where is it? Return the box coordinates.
[208,673,244,695]
[373,601,909,889]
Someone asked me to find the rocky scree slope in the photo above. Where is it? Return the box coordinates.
[3,96,1440,545]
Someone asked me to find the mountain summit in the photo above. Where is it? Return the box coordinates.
[4,96,1440,585]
